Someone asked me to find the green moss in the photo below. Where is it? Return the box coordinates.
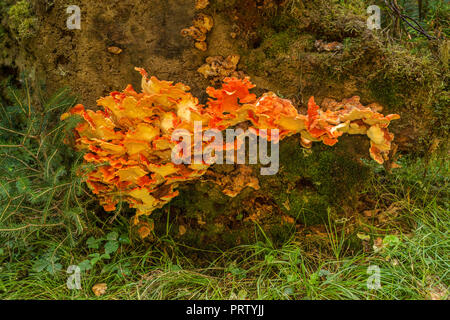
[277,137,370,200]
[0,25,6,59]
[242,49,267,75]
[134,0,446,248]
[279,190,330,226]
[266,12,300,33]
[8,0,37,40]
[367,76,402,110]
[431,90,450,142]
[439,40,449,70]
[257,137,371,227]
[311,147,370,201]
[170,182,228,220]
[262,31,294,59]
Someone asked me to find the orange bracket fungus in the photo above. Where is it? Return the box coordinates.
[61,68,400,221]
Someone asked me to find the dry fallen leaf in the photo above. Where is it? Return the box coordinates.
[373,237,384,252]
[426,276,449,300]
[282,215,295,224]
[308,225,328,238]
[179,225,187,236]
[107,46,122,55]
[315,40,344,52]
[282,199,291,211]
[390,162,402,169]
[137,221,154,239]
[377,204,401,223]
[138,226,151,239]
[92,283,107,296]
[363,209,381,217]
[196,215,206,225]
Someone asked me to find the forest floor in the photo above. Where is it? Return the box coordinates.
[0,143,448,299]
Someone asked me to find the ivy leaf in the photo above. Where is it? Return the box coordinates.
[106,231,118,241]
[104,241,119,255]
[100,253,111,260]
[88,252,101,265]
[46,263,62,274]
[78,259,92,271]
[86,237,102,249]
[33,259,62,274]
[33,259,48,273]
[118,235,130,245]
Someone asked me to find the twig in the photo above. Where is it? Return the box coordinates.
[384,0,436,40]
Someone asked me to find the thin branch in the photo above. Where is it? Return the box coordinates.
[384,0,436,40]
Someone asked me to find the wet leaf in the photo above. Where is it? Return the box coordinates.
[179,225,187,236]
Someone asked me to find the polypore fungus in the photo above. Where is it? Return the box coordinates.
[198,55,245,84]
[181,13,214,51]
[195,0,209,10]
[61,68,400,221]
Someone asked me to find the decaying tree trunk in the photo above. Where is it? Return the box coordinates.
[0,0,447,248]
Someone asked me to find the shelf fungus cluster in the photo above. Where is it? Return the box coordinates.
[198,55,246,84]
[181,13,213,51]
[195,0,209,10]
[61,68,400,221]
[181,0,212,51]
